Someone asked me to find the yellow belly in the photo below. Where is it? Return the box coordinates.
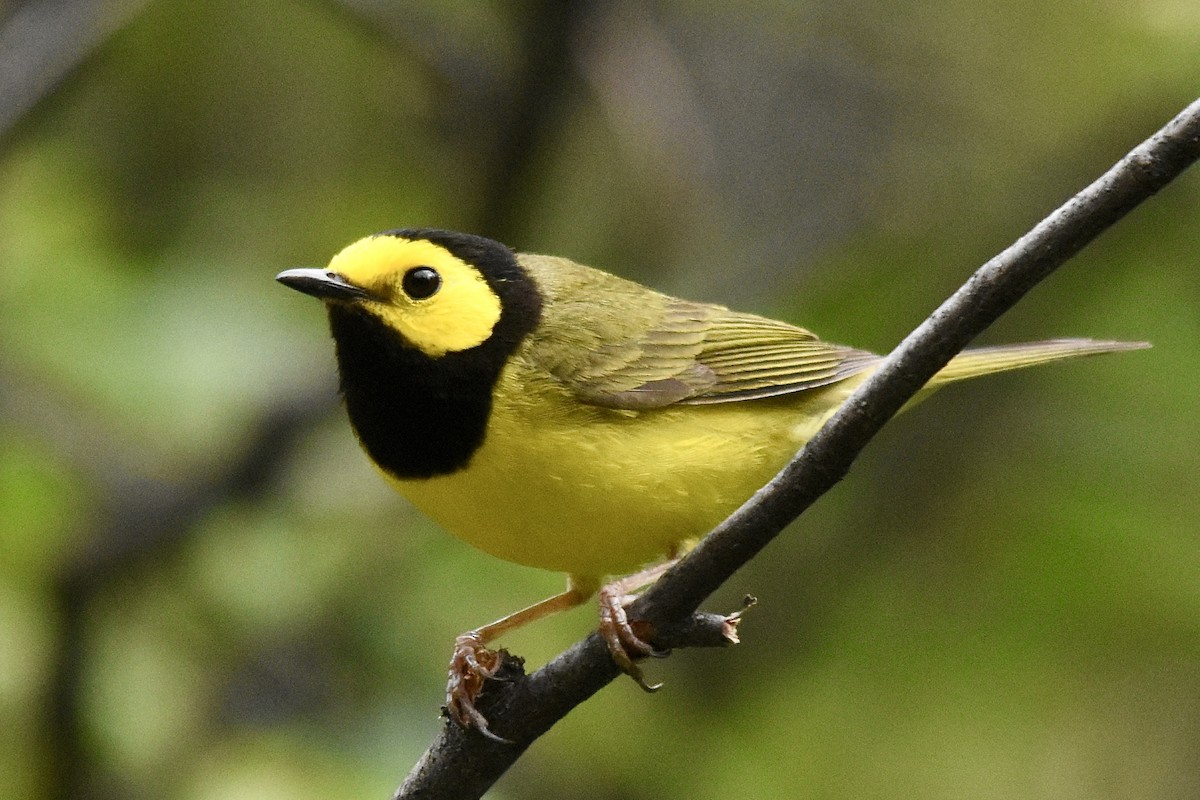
[386,360,864,580]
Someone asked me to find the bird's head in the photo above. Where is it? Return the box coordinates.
[277,229,534,358]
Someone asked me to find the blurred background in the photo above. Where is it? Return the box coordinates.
[2,1,1198,798]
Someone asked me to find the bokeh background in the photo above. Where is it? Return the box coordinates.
[2,1,1198,798]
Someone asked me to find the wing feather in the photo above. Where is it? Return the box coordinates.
[519,254,879,410]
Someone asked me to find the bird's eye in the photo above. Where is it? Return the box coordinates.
[401,266,441,300]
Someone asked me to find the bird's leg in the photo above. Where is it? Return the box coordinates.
[447,578,593,741]
[597,557,680,691]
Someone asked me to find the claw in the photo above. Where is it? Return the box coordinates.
[598,583,669,691]
[440,583,592,742]
[444,632,511,744]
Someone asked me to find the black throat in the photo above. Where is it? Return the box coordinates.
[328,232,541,479]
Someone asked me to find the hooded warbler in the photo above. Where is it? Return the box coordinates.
[277,228,1146,737]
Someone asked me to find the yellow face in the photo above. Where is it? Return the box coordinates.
[327,235,504,358]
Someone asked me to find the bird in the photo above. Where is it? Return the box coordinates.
[276,228,1146,739]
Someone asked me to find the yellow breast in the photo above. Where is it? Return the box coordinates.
[386,353,864,579]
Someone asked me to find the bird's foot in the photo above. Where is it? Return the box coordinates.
[597,583,670,692]
[444,631,510,743]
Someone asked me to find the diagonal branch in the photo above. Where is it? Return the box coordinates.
[395,97,1200,799]
[0,0,151,142]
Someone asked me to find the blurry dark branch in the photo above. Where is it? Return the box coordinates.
[0,0,150,142]
[41,388,337,800]
[394,98,1200,800]
[0,344,341,799]
[471,0,594,242]
[1,365,335,578]
[326,0,595,243]
[68,393,338,581]
[319,1,451,89]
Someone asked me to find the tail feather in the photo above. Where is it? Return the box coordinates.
[929,338,1150,386]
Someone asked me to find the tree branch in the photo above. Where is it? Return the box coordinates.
[42,391,335,800]
[394,97,1200,799]
[0,0,151,142]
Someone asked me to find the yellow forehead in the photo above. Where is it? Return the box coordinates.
[328,236,459,288]
[327,234,503,357]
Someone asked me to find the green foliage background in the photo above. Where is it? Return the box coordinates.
[2,1,1197,798]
